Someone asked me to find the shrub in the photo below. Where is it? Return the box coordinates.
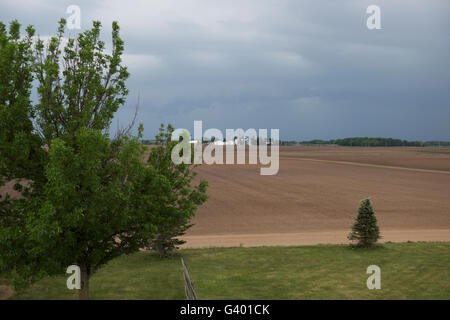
[348,198,381,248]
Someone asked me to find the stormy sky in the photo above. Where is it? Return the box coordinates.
[1,0,449,141]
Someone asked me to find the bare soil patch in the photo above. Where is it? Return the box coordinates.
[281,146,450,171]
[0,285,14,300]
[2,146,449,248]
[182,229,450,248]
[186,147,450,245]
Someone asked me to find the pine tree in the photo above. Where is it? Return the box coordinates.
[348,198,381,248]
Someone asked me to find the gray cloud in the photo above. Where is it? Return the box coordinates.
[1,0,449,140]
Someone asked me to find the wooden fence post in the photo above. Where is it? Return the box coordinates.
[181,257,197,300]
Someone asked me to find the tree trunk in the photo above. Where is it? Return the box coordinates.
[79,264,90,300]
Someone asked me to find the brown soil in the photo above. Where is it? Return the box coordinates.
[0,285,14,300]
[1,146,449,249]
[182,229,450,248]
[183,147,450,246]
[280,146,450,171]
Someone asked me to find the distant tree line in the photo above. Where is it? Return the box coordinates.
[143,137,450,147]
[423,141,450,147]
[141,139,157,145]
[280,140,298,146]
[298,137,450,147]
[330,137,422,147]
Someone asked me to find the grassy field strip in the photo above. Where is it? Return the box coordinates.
[6,242,450,300]
[181,229,450,248]
[284,157,450,174]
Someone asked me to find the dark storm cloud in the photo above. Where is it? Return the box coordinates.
[1,0,449,140]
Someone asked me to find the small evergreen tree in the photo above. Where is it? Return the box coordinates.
[348,198,381,248]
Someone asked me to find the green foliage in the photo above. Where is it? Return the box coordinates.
[348,198,381,248]
[0,19,138,294]
[423,141,450,147]
[145,124,208,257]
[287,138,450,147]
[0,20,46,187]
[0,19,208,299]
[22,128,156,282]
[33,19,129,143]
[300,137,424,147]
[0,20,49,288]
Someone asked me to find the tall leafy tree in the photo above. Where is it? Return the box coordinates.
[0,19,208,299]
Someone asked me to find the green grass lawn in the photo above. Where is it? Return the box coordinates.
[5,242,450,300]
